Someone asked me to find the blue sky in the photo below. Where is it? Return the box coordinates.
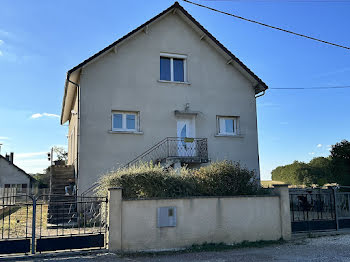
[0,0,349,179]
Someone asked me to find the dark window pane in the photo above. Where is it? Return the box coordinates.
[160,57,171,81]
[113,114,123,129]
[173,58,184,82]
[126,114,135,129]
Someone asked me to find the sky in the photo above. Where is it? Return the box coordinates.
[0,0,349,179]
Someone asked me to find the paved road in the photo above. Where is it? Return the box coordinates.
[24,234,350,261]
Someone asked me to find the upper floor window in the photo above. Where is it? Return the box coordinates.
[112,111,138,132]
[217,116,238,136]
[160,53,187,82]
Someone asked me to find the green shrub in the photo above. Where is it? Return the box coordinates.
[95,161,261,199]
[193,161,258,196]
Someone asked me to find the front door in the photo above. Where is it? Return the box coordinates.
[176,118,196,157]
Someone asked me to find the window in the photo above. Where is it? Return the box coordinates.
[15,184,22,194]
[218,116,238,136]
[160,53,187,82]
[21,184,28,193]
[112,111,138,132]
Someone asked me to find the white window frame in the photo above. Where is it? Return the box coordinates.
[160,53,187,83]
[217,116,238,136]
[112,111,139,132]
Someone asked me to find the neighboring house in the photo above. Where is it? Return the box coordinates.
[60,2,268,195]
[0,153,33,195]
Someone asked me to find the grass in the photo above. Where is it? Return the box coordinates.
[119,239,286,257]
[0,204,48,239]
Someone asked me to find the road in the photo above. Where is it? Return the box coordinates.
[25,234,350,262]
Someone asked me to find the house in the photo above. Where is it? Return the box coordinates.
[0,153,34,195]
[60,2,268,195]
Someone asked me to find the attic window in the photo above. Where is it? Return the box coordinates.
[160,53,187,82]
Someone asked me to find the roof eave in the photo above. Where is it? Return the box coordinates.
[60,1,268,123]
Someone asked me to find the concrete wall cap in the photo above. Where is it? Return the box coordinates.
[108,187,123,190]
[123,194,278,201]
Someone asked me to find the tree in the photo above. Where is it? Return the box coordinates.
[271,161,313,186]
[271,157,332,186]
[308,157,332,186]
[53,146,68,162]
[271,139,350,186]
[330,140,350,186]
[32,170,50,188]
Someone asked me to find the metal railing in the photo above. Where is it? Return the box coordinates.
[80,137,209,197]
[124,137,208,168]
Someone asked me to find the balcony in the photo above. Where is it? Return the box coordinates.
[125,137,209,168]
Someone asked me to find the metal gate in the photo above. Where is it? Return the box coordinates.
[290,189,337,232]
[335,192,350,229]
[0,194,108,255]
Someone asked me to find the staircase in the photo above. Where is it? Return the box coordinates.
[125,137,209,168]
[80,137,209,197]
[48,165,77,225]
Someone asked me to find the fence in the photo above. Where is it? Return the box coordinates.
[289,188,350,232]
[108,185,291,252]
[0,194,108,255]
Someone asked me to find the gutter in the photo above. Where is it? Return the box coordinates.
[66,75,81,192]
[255,90,265,98]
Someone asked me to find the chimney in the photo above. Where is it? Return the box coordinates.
[5,154,9,162]
[9,152,14,164]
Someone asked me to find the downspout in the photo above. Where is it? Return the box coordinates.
[254,85,265,182]
[67,75,81,194]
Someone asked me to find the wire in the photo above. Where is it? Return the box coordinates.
[182,0,350,50]
[270,85,350,90]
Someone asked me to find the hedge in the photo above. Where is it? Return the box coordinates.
[95,161,263,199]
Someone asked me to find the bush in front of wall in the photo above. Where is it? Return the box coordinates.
[95,161,260,199]
[193,161,258,196]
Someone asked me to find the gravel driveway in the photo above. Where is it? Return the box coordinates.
[24,234,350,262]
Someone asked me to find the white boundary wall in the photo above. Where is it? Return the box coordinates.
[108,185,291,252]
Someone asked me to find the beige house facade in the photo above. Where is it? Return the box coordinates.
[61,2,268,195]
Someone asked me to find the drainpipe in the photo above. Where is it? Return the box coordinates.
[67,74,80,194]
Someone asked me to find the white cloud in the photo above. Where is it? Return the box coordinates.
[317,144,322,148]
[0,50,3,57]
[16,151,48,159]
[0,40,3,45]
[0,136,9,140]
[31,112,60,119]
[15,158,49,174]
[43,113,60,118]
[308,152,315,155]
[31,113,42,119]
[0,29,10,37]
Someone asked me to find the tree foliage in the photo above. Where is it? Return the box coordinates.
[53,146,68,162]
[331,140,350,185]
[271,139,350,186]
